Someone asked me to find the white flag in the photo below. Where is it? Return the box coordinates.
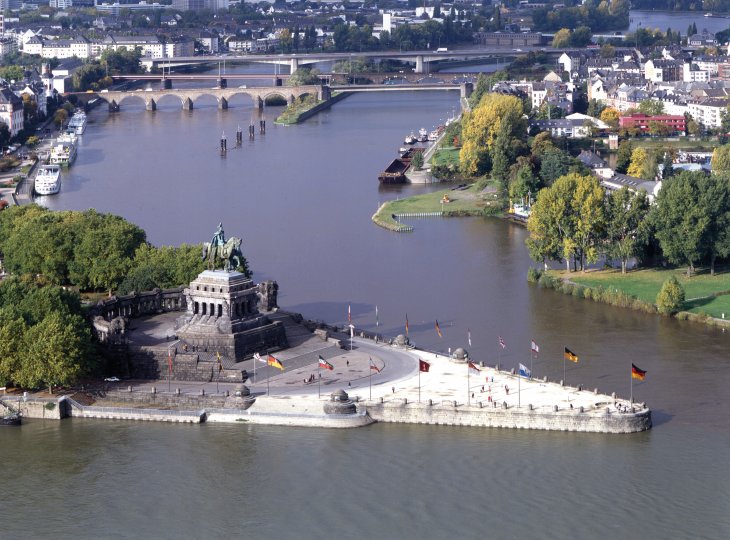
[519,363,532,378]
[531,340,539,355]
[254,352,266,363]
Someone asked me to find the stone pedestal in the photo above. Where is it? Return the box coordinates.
[176,270,287,360]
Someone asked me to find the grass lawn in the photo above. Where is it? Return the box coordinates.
[373,182,500,229]
[569,267,730,317]
[431,147,460,167]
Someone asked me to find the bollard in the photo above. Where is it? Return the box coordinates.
[478,401,483,408]
[502,401,508,409]
[200,389,205,396]
[128,385,132,393]
[553,405,558,412]
[428,399,432,406]
[225,390,229,397]
[612,392,616,398]
[560,380,564,386]
[151,386,156,395]
[528,404,533,411]
[594,388,598,394]
[380,397,384,403]
[543,376,547,382]
[579,406,584,413]
[175,388,180,395]
[577,385,582,391]
[404,398,407,404]
[480,361,485,367]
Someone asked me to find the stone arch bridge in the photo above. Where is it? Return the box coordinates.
[98,85,326,112]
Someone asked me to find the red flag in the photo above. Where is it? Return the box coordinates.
[468,361,480,374]
[167,352,173,375]
[435,320,442,338]
[419,359,430,372]
[405,313,409,336]
[318,355,334,371]
[370,358,381,373]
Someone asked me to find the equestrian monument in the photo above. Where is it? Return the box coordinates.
[175,224,288,360]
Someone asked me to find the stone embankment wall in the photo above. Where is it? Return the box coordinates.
[359,400,651,434]
[1,397,68,419]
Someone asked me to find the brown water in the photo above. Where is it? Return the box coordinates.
[3,90,729,539]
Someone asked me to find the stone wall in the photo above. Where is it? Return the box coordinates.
[102,389,228,409]
[1,397,69,419]
[358,400,651,434]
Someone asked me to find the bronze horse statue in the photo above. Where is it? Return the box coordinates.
[202,236,245,272]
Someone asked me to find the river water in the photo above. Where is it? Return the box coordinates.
[630,9,730,35]
[2,88,730,539]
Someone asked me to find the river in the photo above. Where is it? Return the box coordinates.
[2,88,730,539]
[630,9,730,34]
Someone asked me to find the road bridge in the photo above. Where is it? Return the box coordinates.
[95,82,471,112]
[145,47,540,74]
[98,84,325,112]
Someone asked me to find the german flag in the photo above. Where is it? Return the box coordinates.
[631,364,646,381]
[267,354,284,370]
[435,320,442,338]
[405,314,409,336]
[564,347,579,363]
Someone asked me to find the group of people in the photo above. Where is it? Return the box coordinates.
[303,373,319,384]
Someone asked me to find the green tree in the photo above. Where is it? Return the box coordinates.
[17,311,90,392]
[656,276,685,314]
[411,150,424,170]
[711,144,730,174]
[552,28,572,48]
[627,147,657,180]
[459,93,525,176]
[68,211,146,292]
[526,173,606,272]
[650,171,715,277]
[539,148,572,185]
[570,26,593,47]
[0,311,26,386]
[638,100,665,116]
[287,67,322,86]
[605,187,650,273]
[662,151,675,179]
[615,139,633,174]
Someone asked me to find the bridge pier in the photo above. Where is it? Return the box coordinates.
[146,98,156,111]
[219,97,228,110]
[160,78,172,90]
[290,58,299,73]
[217,78,227,89]
[415,55,424,74]
[288,95,296,107]
[274,77,283,87]
[182,98,193,111]
[109,100,119,113]
[255,96,263,110]
[460,82,473,99]
[319,84,331,101]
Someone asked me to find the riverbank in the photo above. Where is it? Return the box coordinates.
[372,181,502,231]
[531,267,730,327]
[2,335,651,434]
[275,92,351,125]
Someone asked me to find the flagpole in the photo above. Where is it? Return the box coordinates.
[253,354,256,383]
[630,361,633,404]
[467,362,470,406]
[418,367,421,403]
[369,361,372,401]
[318,362,321,398]
[518,365,521,408]
[267,365,270,396]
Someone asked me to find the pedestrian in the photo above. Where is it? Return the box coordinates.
[392,386,395,393]
[346,360,349,366]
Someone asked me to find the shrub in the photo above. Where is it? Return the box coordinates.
[538,272,558,289]
[571,285,585,298]
[527,267,542,283]
[656,276,685,315]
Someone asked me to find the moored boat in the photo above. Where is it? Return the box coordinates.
[50,133,77,167]
[1,412,21,426]
[68,111,87,135]
[34,164,62,195]
[404,132,417,144]
[417,128,428,142]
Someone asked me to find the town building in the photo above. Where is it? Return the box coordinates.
[618,113,686,134]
